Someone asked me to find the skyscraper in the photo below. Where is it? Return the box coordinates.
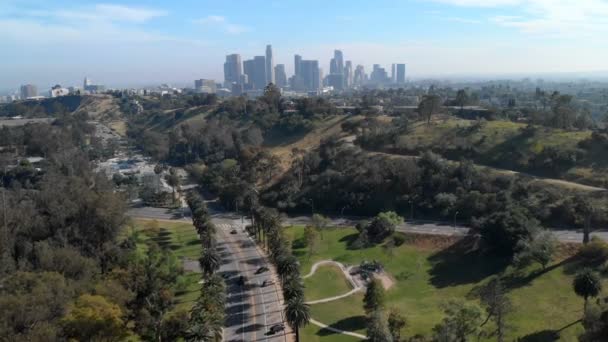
[354,65,366,86]
[294,54,302,77]
[274,64,287,88]
[370,64,389,83]
[331,50,344,75]
[300,60,320,93]
[223,54,243,86]
[253,56,267,89]
[243,59,255,90]
[265,45,275,85]
[344,61,353,89]
[391,64,396,83]
[20,84,37,99]
[396,64,406,84]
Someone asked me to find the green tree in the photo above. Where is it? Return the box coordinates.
[284,295,310,342]
[364,278,386,313]
[303,225,320,259]
[455,89,469,113]
[479,278,512,342]
[434,300,483,342]
[513,231,557,270]
[61,294,128,341]
[367,310,394,342]
[574,268,602,311]
[165,168,181,203]
[388,308,407,342]
[311,213,330,240]
[418,94,442,125]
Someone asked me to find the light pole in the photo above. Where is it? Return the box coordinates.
[453,210,459,230]
[307,198,314,215]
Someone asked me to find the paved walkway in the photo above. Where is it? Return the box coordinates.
[303,260,368,339]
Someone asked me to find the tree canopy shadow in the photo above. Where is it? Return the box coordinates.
[339,233,363,250]
[517,329,560,342]
[428,237,511,288]
[316,315,367,337]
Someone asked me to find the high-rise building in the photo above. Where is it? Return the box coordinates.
[274,64,287,88]
[20,84,37,99]
[344,61,353,88]
[300,60,320,93]
[294,54,302,77]
[330,50,344,75]
[223,54,243,86]
[194,79,217,93]
[84,77,92,88]
[396,64,406,84]
[391,64,396,83]
[354,65,366,86]
[327,74,344,91]
[265,45,275,85]
[370,64,389,83]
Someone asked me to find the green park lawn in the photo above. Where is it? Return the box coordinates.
[127,219,202,311]
[304,264,354,302]
[286,226,590,341]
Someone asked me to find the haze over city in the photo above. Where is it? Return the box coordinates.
[2,0,608,90]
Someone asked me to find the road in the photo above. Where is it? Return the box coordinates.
[127,205,290,342]
[128,205,608,247]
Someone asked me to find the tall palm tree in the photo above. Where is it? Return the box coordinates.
[277,255,300,283]
[284,295,310,342]
[199,247,221,276]
[282,275,304,301]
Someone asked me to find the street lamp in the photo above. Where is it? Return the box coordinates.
[306,198,314,215]
[453,210,459,230]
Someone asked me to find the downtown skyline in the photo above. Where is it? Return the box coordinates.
[2,0,608,90]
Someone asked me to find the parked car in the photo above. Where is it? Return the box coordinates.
[261,279,275,287]
[255,266,269,274]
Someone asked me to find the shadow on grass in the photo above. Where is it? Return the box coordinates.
[316,315,367,337]
[428,237,511,288]
[517,329,560,342]
[339,233,363,250]
[500,256,575,291]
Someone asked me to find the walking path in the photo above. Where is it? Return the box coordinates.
[303,260,368,339]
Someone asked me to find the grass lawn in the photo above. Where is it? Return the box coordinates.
[304,264,354,302]
[127,219,202,311]
[286,226,590,341]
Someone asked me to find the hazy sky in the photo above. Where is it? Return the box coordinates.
[2,0,608,90]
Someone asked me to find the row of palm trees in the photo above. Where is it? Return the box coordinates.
[252,206,311,342]
[186,192,225,342]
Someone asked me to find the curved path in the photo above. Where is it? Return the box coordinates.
[303,260,368,339]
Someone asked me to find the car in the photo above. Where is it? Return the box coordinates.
[255,266,269,274]
[261,279,275,287]
[268,323,285,335]
[230,229,238,234]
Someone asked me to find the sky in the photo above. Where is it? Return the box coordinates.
[2,0,608,90]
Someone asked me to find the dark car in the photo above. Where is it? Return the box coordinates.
[237,275,246,287]
[261,279,275,287]
[255,266,269,274]
[268,323,285,335]
[230,229,238,234]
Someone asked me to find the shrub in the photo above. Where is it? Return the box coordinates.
[579,237,608,266]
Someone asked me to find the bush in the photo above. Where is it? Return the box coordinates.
[393,234,406,247]
[579,237,608,266]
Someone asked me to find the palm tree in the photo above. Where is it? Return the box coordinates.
[573,268,602,311]
[277,255,300,283]
[284,295,310,342]
[282,275,304,301]
[199,247,221,276]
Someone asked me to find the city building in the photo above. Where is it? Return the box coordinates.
[265,45,275,85]
[243,56,267,90]
[223,54,243,86]
[300,60,321,93]
[49,85,69,98]
[274,64,287,88]
[370,64,389,84]
[354,65,366,86]
[20,84,37,99]
[330,50,344,75]
[344,61,353,89]
[396,64,406,84]
[294,54,302,77]
[194,79,217,93]
[83,77,106,93]
[327,74,344,91]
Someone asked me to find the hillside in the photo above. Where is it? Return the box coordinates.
[378,117,607,188]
